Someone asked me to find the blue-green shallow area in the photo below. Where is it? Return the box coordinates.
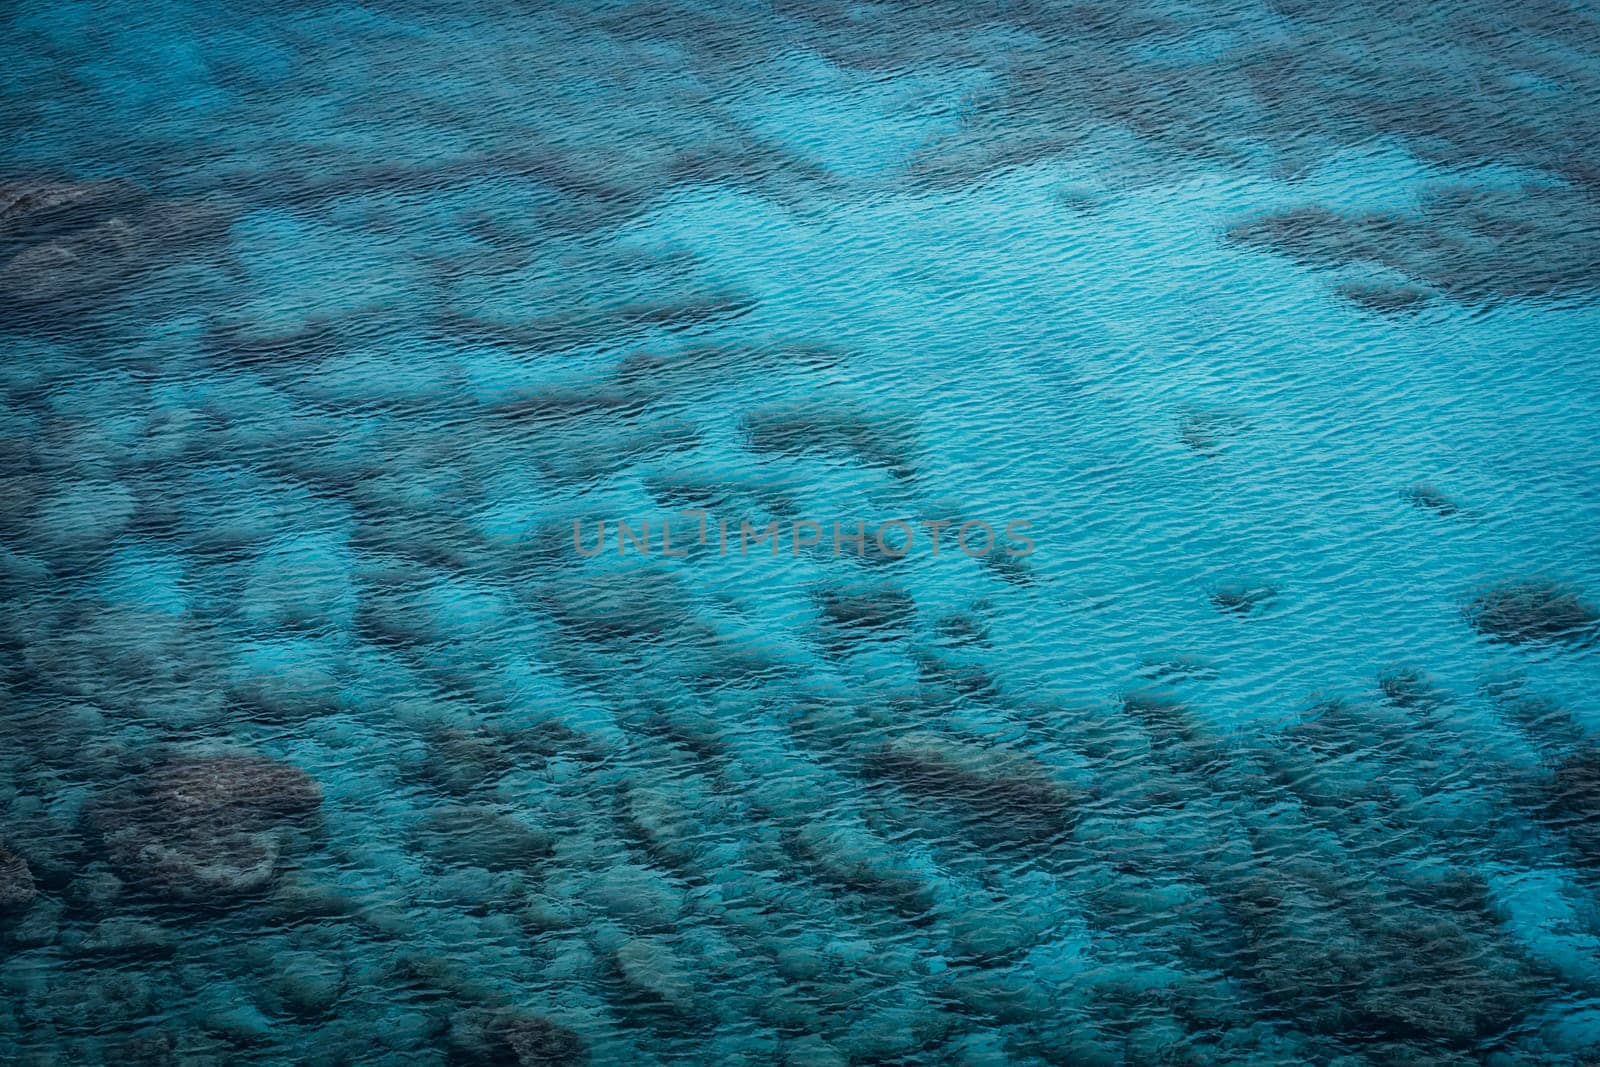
[3,1,1600,1063]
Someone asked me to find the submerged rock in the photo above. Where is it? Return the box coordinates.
[868,731,1078,838]
[1178,411,1247,456]
[1401,483,1464,517]
[615,935,698,1012]
[816,582,916,637]
[794,819,937,913]
[240,531,357,631]
[1227,205,1369,264]
[271,950,347,1018]
[591,863,685,929]
[743,402,918,478]
[448,1007,589,1066]
[781,1037,848,1067]
[1377,666,1452,713]
[70,917,175,958]
[0,178,231,316]
[540,566,700,643]
[1336,279,1433,314]
[1210,581,1275,617]
[0,843,36,913]
[8,896,62,947]
[412,805,554,871]
[1551,746,1600,818]
[1227,185,1600,306]
[1549,745,1600,860]
[32,478,136,554]
[0,178,136,237]
[1138,653,1218,682]
[107,1030,182,1067]
[0,216,141,307]
[84,753,322,901]
[616,289,756,330]
[838,993,952,1061]
[915,649,1000,701]
[414,725,518,795]
[1465,580,1599,646]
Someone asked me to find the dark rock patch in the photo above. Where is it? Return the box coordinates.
[1401,483,1464,517]
[791,821,939,915]
[613,342,842,398]
[0,216,142,308]
[1227,205,1372,265]
[1122,689,1203,755]
[978,544,1035,586]
[1377,667,1452,713]
[1138,653,1219,682]
[68,917,176,959]
[934,611,991,647]
[1486,681,1588,752]
[0,178,141,239]
[451,288,754,354]
[448,1008,589,1066]
[0,180,233,319]
[491,387,649,426]
[532,416,703,487]
[616,289,756,331]
[1179,411,1248,456]
[1281,698,1413,766]
[83,753,322,901]
[204,319,350,373]
[814,582,916,649]
[107,1030,182,1067]
[867,730,1078,839]
[744,403,918,479]
[817,584,916,630]
[1465,579,1599,646]
[0,843,37,914]
[1337,279,1433,314]
[914,650,1000,702]
[1222,856,1535,1049]
[413,726,520,795]
[1549,745,1600,861]
[1210,581,1276,617]
[1228,184,1600,306]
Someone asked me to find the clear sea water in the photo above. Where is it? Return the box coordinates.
[3,1,1600,1063]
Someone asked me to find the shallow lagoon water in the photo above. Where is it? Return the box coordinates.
[3,1,1600,1063]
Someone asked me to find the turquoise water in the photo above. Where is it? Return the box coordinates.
[3,1,1600,1063]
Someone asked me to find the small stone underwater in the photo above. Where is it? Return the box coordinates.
[2,1,1600,1064]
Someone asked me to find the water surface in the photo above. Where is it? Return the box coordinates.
[3,1,1600,1063]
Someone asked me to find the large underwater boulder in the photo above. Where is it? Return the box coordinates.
[84,753,322,901]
